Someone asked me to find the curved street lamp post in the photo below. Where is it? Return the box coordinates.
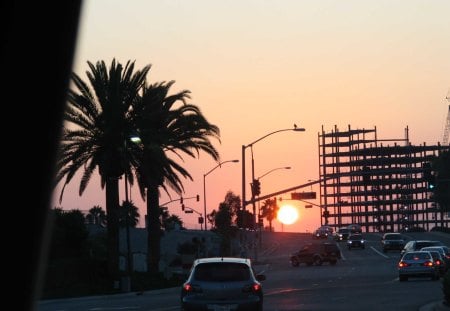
[257,166,291,247]
[241,126,305,261]
[203,160,239,230]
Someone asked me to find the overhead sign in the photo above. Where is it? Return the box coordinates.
[291,192,316,200]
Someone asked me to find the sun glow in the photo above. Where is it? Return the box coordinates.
[277,205,299,225]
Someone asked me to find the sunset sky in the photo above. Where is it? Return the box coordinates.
[53,0,450,233]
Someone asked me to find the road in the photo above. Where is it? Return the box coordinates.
[37,231,450,311]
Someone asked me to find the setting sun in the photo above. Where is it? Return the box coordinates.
[277,205,299,225]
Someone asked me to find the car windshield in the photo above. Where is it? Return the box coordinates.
[385,234,402,240]
[403,252,432,260]
[194,263,251,282]
[20,2,450,311]
[350,235,362,240]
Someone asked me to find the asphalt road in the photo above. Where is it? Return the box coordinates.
[37,231,450,311]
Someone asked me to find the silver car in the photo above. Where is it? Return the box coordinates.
[180,257,266,311]
[398,251,440,281]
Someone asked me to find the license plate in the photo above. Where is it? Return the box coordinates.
[208,304,237,311]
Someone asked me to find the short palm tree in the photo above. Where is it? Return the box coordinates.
[87,205,107,226]
[130,80,220,273]
[119,200,140,228]
[55,59,150,282]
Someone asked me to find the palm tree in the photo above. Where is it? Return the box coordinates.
[260,198,278,232]
[119,200,140,228]
[87,205,107,226]
[130,81,220,273]
[55,59,150,282]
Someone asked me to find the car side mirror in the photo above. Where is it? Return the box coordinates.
[256,274,266,281]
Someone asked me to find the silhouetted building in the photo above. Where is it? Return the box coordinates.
[318,125,450,232]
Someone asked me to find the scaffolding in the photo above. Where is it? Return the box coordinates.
[318,125,450,233]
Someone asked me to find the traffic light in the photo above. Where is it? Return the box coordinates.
[252,179,261,196]
[423,162,436,190]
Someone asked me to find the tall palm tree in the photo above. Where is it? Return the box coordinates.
[55,59,150,282]
[130,81,220,273]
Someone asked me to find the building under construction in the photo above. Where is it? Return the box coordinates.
[318,125,450,233]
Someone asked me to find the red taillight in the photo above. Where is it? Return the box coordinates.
[423,261,434,267]
[398,261,410,268]
[183,283,193,292]
[243,283,262,293]
[435,260,442,266]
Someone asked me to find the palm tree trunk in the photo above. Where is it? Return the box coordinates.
[105,177,120,285]
[146,185,161,274]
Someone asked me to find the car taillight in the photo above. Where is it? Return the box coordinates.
[398,261,410,268]
[183,283,193,292]
[435,260,442,266]
[243,283,262,293]
[183,283,202,293]
[423,261,434,267]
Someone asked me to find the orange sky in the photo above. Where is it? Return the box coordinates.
[53,0,450,233]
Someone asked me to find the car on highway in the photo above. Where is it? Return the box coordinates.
[421,246,450,271]
[381,232,405,253]
[180,257,266,311]
[398,250,440,281]
[347,234,365,250]
[400,240,446,257]
[426,250,447,276]
[290,241,341,266]
[348,224,362,234]
[312,228,329,239]
[333,227,350,241]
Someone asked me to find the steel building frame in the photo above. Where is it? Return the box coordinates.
[318,125,450,233]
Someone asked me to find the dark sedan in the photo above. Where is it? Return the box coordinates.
[347,234,365,250]
[381,232,405,252]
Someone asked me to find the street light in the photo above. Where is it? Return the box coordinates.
[241,127,305,220]
[121,134,141,292]
[241,126,305,262]
[258,166,291,181]
[203,159,239,230]
[256,166,291,247]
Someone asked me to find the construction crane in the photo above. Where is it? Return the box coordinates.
[443,89,450,145]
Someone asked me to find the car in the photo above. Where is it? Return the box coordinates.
[180,257,266,311]
[347,234,365,249]
[425,250,447,276]
[421,246,450,270]
[381,232,405,252]
[312,228,329,239]
[290,241,341,266]
[333,227,351,241]
[400,240,445,257]
[398,251,440,281]
[348,224,362,234]
[318,225,334,234]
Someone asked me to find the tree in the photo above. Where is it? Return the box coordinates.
[260,198,278,232]
[130,81,220,273]
[118,200,140,228]
[55,59,150,283]
[49,208,88,259]
[210,191,241,256]
[86,205,107,226]
[161,212,184,231]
